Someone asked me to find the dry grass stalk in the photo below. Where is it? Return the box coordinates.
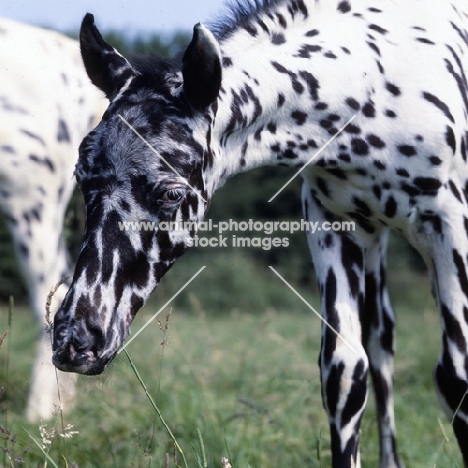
[157,309,172,346]
[44,277,69,333]
[0,330,8,349]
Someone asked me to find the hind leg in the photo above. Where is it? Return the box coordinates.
[408,204,468,465]
[362,229,403,468]
[430,252,468,464]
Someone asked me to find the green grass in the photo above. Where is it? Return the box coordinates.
[0,265,463,467]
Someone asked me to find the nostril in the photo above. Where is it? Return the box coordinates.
[72,352,91,367]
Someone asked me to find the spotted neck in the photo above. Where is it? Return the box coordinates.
[204,3,363,197]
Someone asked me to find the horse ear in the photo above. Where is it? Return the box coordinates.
[80,13,136,100]
[182,24,222,110]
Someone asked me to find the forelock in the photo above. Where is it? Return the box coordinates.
[129,54,183,92]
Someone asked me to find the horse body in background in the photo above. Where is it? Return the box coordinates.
[0,17,105,421]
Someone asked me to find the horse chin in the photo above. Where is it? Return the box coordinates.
[53,361,105,376]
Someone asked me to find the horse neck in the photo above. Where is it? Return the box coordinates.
[204,1,359,196]
[206,65,316,196]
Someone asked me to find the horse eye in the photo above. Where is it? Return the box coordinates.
[160,187,186,204]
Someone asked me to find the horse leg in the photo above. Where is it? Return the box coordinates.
[409,203,468,465]
[303,184,370,468]
[362,229,403,468]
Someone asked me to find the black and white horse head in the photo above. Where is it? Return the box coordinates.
[53,14,222,374]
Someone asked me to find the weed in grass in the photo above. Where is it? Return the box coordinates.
[432,419,460,468]
[192,428,208,468]
[22,414,79,467]
[45,279,76,434]
[143,308,173,467]
[125,328,235,468]
[1,291,81,467]
[157,309,172,403]
[44,278,68,334]
[124,348,190,468]
[431,390,468,468]
[0,423,29,466]
[1,299,29,468]
[0,330,7,349]
[3,298,13,427]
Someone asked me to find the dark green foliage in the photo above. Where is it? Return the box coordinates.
[102,30,190,59]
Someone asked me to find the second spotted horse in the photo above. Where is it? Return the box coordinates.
[52,1,468,466]
[0,17,105,421]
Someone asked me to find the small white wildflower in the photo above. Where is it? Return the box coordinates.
[39,422,55,450]
[59,424,79,439]
[220,457,232,468]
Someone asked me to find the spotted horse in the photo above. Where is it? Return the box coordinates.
[52,0,468,466]
[0,17,105,421]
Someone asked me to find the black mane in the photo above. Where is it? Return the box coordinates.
[210,0,299,39]
[124,0,304,84]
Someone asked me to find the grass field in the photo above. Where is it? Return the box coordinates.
[0,256,464,467]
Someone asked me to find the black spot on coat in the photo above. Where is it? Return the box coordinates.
[58,118,71,143]
[385,82,401,96]
[351,138,369,155]
[291,110,308,125]
[397,145,417,157]
[337,1,351,13]
[271,32,286,45]
[384,196,397,218]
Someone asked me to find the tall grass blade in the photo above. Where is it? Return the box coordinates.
[124,349,189,468]
[3,297,14,438]
[223,437,233,467]
[451,389,468,425]
[8,296,13,328]
[192,447,203,468]
[316,431,323,468]
[196,428,207,468]
[22,427,59,468]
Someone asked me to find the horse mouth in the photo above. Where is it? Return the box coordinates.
[53,360,106,376]
[52,348,115,375]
